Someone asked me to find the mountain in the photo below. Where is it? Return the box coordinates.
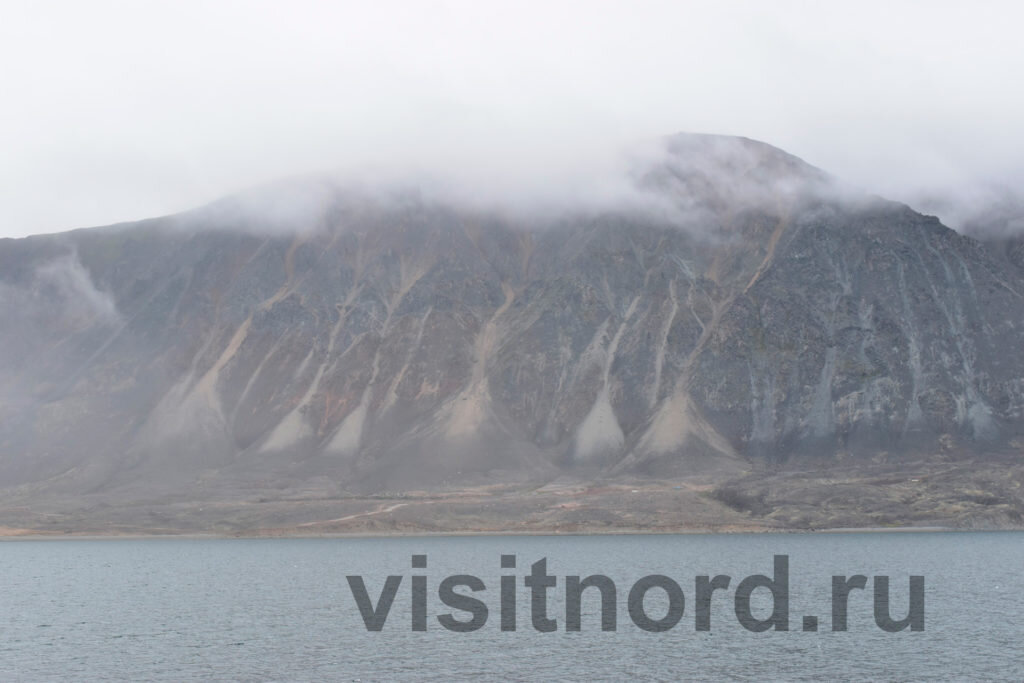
[1,133,1022,534]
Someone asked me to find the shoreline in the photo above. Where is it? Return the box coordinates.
[0,524,1010,541]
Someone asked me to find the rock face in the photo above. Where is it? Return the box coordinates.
[2,133,1024,500]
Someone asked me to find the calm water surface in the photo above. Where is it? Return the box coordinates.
[0,532,1021,681]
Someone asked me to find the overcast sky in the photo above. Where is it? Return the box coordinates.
[2,0,1023,238]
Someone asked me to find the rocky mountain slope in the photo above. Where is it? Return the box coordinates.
[2,133,1023,533]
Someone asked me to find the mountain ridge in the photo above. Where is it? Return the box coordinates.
[2,132,1023,533]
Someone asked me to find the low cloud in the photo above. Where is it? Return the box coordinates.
[2,2,1024,238]
[35,252,121,327]
[180,133,848,240]
[903,179,1024,237]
